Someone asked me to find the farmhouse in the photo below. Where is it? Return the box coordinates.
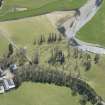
[0,78,15,93]
[3,79,15,91]
[0,67,16,94]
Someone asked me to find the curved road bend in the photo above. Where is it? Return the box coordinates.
[61,0,105,54]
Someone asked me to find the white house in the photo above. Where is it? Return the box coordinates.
[3,79,15,91]
[0,85,4,94]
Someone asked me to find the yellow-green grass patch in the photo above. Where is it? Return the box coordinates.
[0,82,91,105]
[0,15,56,56]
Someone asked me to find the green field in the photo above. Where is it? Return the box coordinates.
[0,35,8,56]
[82,56,105,100]
[0,82,88,105]
[77,0,105,47]
[0,0,105,105]
[0,8,105,102]
[0,15,56,56]
[0,0,86,21]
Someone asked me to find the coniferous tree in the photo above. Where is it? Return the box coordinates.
[33,50,39,65]
[47,33,52,43]
[54,33,57,42]
[84,60,91,71]
[8,43,14,57]
[58,34,62,41]
[94,54,100,64]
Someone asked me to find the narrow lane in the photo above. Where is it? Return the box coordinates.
[61,0,105,54]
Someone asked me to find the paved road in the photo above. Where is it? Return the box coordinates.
[62,0,105,54]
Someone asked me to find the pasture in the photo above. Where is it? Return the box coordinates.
[0,15,55,56]
[0,82,87,105]
[0,0,105,105]
[77,0,105,47]
[0,0,86,21]
[0,8,105,102]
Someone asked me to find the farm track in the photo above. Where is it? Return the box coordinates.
[62,0,105,54]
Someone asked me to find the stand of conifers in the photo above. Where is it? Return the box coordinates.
[14,64,103,105]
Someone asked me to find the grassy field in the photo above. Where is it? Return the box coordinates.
[0,0,105,104]
[82,56,105,100]
[0,10,105,102]
[0,0,86,21]
[0,35,8,56]
[0,82,88,105]
[77,0,105,47]
[0,15,55,56]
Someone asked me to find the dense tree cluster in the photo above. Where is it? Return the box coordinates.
[33,33,63,45]
[48,49,65,65]
[0,55,16,70]
[16,47,28,66]
[47,33,62,43]
[47,33,57,43]
[14,64,103,105]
